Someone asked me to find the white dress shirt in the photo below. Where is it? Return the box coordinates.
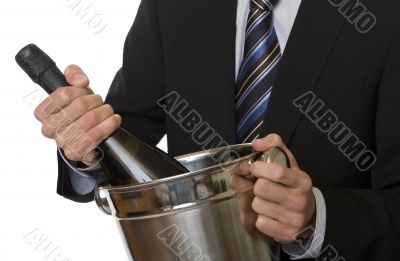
[235,0,326,259]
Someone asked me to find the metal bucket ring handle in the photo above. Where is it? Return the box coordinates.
[251,146,290,168]
[94,184,112,215]
[241,146,291,183]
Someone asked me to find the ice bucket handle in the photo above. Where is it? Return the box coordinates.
[94,184,112,215]
[253,146,290,168]
[241,146,290,183]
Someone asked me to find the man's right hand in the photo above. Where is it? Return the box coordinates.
[34,64,121,165]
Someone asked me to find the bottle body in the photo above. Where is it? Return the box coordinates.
[99,128,188,186]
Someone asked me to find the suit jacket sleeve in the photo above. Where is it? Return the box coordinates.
[319,31,400,260]
[57,0,166,202]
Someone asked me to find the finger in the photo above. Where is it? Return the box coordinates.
[251,161,299,188]
[252,196,292,225]
[56,104,115,145]
[82,150,101,166]
[231,174,254,193]
[43,94,103,131]
[255,215,298,244]
[64,64,90,88]
[55,123,85,148]
[240,211,259,237]
[238,190,255,213]
[253,177,293,205]
[62,114,120,162]
[252,133,299,169]
[85,114,122,146]
[63,125,108,163]
[236,159,251,176]
[252,133,285,150]
[252,197,285,220]
[63,132,97,162]
[35,87,92,122]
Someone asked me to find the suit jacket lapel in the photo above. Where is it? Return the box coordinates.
[261,0,346,145]
[193,0,238,144]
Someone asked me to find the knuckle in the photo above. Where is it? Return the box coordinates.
[281,234,293,244]
[55,135,66,148]
[284,229,297,243]
[253,179,266,197]
[290,214,305,228]
[55,87,71,103]
[85,110,100,125]
[72,97,89,112]
[250,161,265,177]
[34,107,43,121]
[56,128,78,147]
[63,148,79,161]
[110,115,121,129]
[88,129,102,143]
[267,133,282,145]
[103,104,115,114]
[272,164,286,180]
[256,216,276,238]
[255,216,266,231]
[77,138,95,154]
[93,94,103,105]
[251,197,259,212]
[57,124,76,140]
[75,150,85,161]
[70,142,87,160]
[302,174,313,188]
[44,113,60,129]
[293,196,307,211]
[41,125,54,138]
[251,161,262,172]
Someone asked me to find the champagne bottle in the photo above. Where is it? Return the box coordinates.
[16,44,189,186]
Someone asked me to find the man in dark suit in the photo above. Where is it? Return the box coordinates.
[33,0,400,259]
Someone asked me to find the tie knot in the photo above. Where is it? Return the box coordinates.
[250,0,276,11]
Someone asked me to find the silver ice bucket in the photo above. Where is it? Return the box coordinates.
[94,144,289,261]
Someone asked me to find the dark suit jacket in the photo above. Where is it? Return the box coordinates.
[57,0,400,259]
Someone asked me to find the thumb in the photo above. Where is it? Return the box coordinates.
[252,133,300,169]
[64,64,90,88]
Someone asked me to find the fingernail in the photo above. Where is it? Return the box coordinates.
[73,74,87,84]
[114,114,122,121]
[240,161,249,173]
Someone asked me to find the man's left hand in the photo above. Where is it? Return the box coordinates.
[250,134,316,244]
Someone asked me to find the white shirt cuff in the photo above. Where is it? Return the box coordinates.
[58,147,101,178]
[58,147,100,195]
[282,187,326,259]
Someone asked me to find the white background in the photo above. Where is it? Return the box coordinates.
[0,0,165,260]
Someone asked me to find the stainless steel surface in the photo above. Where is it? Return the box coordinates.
[95,144,289,261]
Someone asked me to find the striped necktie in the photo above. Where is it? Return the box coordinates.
[236,0,281,143]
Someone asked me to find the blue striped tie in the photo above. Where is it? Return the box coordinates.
[236,0,281,143]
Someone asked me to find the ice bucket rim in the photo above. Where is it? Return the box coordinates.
[94,144,289,219]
